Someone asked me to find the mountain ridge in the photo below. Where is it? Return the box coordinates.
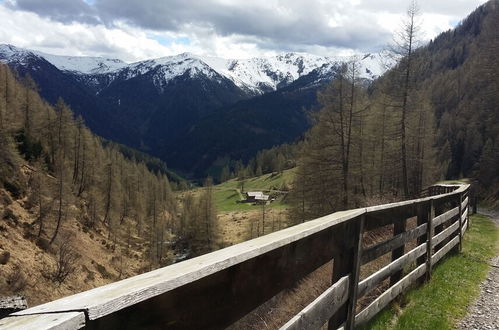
[0,44,383,94]
[0,43,383,177]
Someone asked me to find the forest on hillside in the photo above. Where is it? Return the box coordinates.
[0,62,220,304]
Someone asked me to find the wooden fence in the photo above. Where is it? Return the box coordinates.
[0,184,471,330]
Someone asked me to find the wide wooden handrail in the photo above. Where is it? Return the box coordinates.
[0,184,471,330]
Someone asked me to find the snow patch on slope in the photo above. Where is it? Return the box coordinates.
[0,44,127,74]
[34,52,127,74]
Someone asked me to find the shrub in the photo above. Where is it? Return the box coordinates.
[2,208,18,224]
[6,264,27,293]
[95,262,112,279]
[0,190,13,206]
[35,237,50,251]
[2,180,24,199]
[0,251,10,265]
[46,238,80,284]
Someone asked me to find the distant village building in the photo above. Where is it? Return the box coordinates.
[245,191,270,204]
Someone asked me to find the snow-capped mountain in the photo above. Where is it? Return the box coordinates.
[0,44,125,74]
[35,51,127,74]
[136,52,342,93]
[96,51,381,94]
[0,44,42,67]
[0,44,383,95]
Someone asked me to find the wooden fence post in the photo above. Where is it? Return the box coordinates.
[390,216,407,285]
[328,215,364,330]
[457,192,463,252]
[425,199,435,282]
[416,202,428,267]
[468,187,473,227]
[345,215,364,330]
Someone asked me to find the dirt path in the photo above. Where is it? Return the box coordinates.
[458,209,499,330]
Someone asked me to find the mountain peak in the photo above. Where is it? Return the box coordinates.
[0,43,36,58]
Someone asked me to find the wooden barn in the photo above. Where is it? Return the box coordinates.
[245,191,270,204]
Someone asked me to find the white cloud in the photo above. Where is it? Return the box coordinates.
[0,0,490,61]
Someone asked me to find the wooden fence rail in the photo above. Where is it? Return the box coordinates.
[0,184,471,330]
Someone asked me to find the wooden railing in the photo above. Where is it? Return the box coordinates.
[0,184,471,330]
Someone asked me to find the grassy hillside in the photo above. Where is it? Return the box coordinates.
[214,168,295,212]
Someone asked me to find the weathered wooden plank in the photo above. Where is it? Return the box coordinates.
[431,236,460,265]
[0,312,85,330]
[433,201,447,252]
[280,276,350,330]
[361,223,427,265]
[364,209,415,231]
[462,208,468,223]
[89,226,347,329]
[432,220,459,248]
[432,206,459,229]
[461,196,468,211]
[364,184,465,214]
[463,219,468,233]
[457,193,463,252]
[362,184,468,232]
[463,207,470,229]
[0,296,27,318]
[0,296,27,310]
[358,243,427,298]
[425,200,435,281]
[14,209,364,327]
[355,263,427,326]
[365,184,466,211]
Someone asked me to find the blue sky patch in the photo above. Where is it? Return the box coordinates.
[148,34,191,46]
[449,19,460,27]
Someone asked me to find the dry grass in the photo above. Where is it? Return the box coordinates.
[228,262,334,329]
[217,208,290,247]
[0,188,150,307]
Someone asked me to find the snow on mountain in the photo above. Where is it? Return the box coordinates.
[34,51,127,74]
[129,52,385,93]
[0,44,42,66]
[0,44,126,74]
[0,44,385,94]
[123,53,224,82]
[121,51,383,94]
[205,52,339,92]
[358,53,385,78]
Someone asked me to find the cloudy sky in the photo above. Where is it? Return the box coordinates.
[0,0,488,62]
